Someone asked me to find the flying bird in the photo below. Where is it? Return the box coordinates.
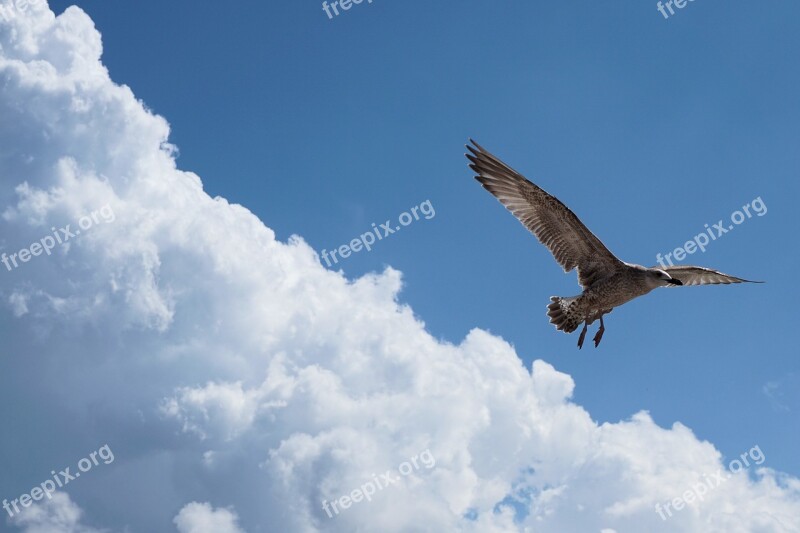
[466,140,761,348]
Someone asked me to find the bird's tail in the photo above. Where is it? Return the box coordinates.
[547,296,583,333]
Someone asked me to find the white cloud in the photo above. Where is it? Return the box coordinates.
[173,502,244,533]
[1,3,799,533]
[9,493,104,533]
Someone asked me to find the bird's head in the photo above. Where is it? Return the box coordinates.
[648,268,683,287]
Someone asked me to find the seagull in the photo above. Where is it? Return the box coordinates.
[466,140,762,349]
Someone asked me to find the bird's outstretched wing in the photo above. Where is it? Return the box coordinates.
[656,265,763,287]
[467,139,624,289]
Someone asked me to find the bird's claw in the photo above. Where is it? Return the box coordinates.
[577,323,588,349]
[593,327,605,348]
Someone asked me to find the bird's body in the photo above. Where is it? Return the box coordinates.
[582,264,672,310]
[548,266,660,334]
[466,140,761,348]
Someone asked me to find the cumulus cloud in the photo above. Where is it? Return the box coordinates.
[1,3,799,533]
[173,502,244,533]
[9,493,104,533]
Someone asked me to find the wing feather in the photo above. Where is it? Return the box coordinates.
[656,265,763,287]
[467,139,623,289]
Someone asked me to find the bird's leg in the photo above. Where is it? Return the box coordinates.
[593,315,606,348]
[577,321,589,349]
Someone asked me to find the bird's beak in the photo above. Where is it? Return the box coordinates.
[667,278,683,286]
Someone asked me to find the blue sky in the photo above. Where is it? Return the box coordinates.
[2,0,799,531]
